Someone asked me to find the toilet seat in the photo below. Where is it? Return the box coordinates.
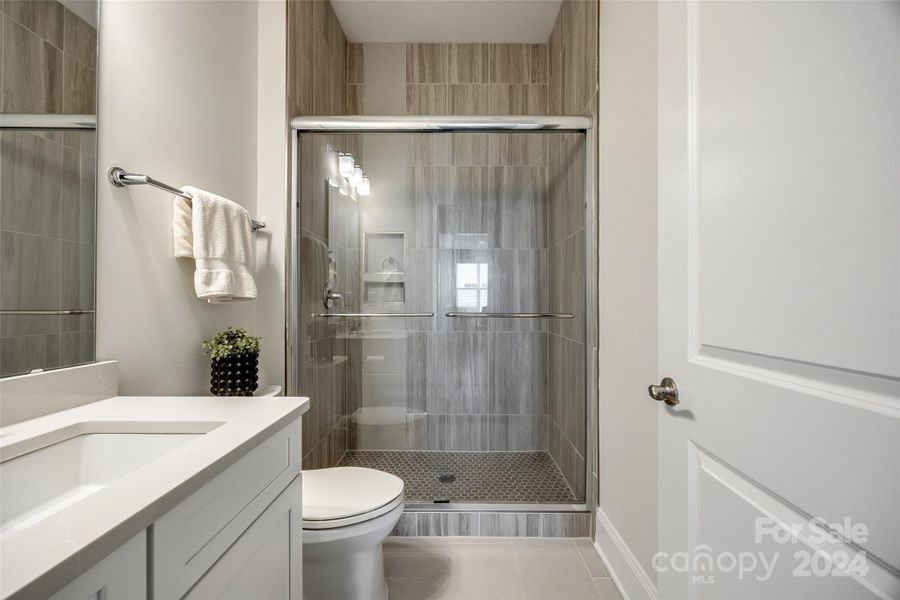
[302,467,404,530]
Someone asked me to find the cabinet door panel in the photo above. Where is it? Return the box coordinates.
[48,531,146,600]
[183,475,302,600]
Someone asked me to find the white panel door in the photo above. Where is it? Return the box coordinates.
[657,2,900,599]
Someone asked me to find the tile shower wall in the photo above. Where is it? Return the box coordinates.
[287,0,357,469]
[0,2,97,114]
[350,132,553,454]
[0,1,97,377]
[547,0,599,503]
[347,42,547,116]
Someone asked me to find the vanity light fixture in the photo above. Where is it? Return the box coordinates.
[338,153,355,178]
[358,176,371,196]
[350,165,364,187]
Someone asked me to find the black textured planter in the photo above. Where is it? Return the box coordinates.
[210,353,259,397]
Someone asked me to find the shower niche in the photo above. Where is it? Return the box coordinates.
[362,232,406,304]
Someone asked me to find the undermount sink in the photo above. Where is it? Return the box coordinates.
[0,423,220,535]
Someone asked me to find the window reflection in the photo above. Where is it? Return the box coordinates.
[455,263,489,311]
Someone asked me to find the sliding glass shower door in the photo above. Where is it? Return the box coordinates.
[293,124,588,507]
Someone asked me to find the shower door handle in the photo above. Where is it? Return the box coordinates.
[445,312,575,319]
[314,312,435,318]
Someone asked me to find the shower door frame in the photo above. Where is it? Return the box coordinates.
[287,116,595,513]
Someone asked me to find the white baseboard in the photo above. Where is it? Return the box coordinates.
[593,507,658,600]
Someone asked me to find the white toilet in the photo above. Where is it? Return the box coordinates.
[301,467,404,600]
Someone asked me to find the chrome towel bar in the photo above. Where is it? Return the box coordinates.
[108,167,266,231]
[445,311,575,319]
[313,312,435,318]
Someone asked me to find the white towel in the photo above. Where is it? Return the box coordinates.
[173,186,257,303]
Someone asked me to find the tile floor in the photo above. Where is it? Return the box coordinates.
[384,537,623,600]
[339,450,577,503]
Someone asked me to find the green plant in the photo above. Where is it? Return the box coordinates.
[202,327,261,360]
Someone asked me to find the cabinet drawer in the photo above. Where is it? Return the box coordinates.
[153,419,301,599]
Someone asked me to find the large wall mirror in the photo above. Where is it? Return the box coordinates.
[0,0,99,377]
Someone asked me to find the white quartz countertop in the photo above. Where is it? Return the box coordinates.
[0,394,309,600]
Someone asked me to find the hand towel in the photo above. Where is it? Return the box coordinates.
[175,186,257,303]
[173,195,193,258]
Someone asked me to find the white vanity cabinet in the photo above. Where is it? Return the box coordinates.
[44,418,302,600]
[153,418,302,599]
[48,532,147,600]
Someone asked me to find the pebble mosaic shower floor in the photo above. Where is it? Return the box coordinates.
[338,450,578,504]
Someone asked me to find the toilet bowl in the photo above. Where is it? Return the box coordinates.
[301,467,404,600]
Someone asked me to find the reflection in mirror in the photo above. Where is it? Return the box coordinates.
[0,0,99,377]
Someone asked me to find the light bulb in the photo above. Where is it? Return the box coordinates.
[338,153,355,178]
[358,176,371,196]
[350,165,363,187]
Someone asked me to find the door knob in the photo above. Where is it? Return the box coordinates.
[649,377,679,406]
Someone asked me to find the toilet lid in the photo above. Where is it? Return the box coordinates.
[302,467,404,523]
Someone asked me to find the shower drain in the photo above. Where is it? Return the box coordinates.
[438,474,456,484]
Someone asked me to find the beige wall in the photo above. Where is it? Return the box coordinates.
[96,0,260,395]
[254,0,288,391]
[597,0,659,589]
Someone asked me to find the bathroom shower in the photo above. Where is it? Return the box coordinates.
[289,117,592,513]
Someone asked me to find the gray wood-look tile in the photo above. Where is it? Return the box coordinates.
[488,414,547,451]
[528,44,548,84]
[488,84,529,115]
[1,0,64,48]
[59,329,92,368]
[448,43,489,83]
[489,44,529,83]
[0,132,63,238]
[489,133,546,167]
[406,43,448,83]
[58,311,92,333]
[406,84,448,115]
[448,84,490,115]
[539,513,592,538]
[416,512,479,536]
[490,332,546,414]
[347,83,363,114]
[495,167,546,248]
[391,512,418,536]
[62,53,95,113]
[60,240,93,309]
[0,332,60,377]
[0,230,61,311]
[431,332,491,414]
[62,7,95,69]
[407,413,450,450]
[406,331,433,414]
[0,313,58,337]
[479,513,541,537]
[1,15,63,113]
[451,133,490,166]
[347,42,364,83]
[448,414,490,451]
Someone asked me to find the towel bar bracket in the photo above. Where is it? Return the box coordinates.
[108,166,266,231]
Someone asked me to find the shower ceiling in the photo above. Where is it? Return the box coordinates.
[330,0,562,43]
